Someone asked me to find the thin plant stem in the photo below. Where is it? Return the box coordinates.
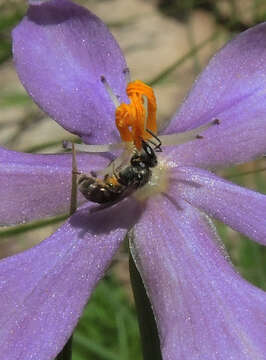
[23,137,78,153]
[226,167,266,179]
[0,213,68,238]
[129,250,162,360]
[69,143,78,215]
[148,31,219,87]
[56,143,78,360]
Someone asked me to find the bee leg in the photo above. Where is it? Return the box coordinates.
[70,143,83,177]
[112,161,120,181]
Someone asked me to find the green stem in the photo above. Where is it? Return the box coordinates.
[129,252,162,360]
[0,213,68,238]
[226,167,266,179]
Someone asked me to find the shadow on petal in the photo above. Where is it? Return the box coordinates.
[28,0,86,26]
[70,197,143,236]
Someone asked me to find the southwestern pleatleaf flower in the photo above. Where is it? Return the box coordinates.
[1,0,266,359]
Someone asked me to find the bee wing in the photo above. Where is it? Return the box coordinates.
[95,145,134,178]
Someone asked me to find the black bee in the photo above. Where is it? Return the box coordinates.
[78,134,161,204]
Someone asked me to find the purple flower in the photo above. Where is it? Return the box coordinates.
[1,0,266,358]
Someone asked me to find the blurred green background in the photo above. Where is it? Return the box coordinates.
[0,0,266,359]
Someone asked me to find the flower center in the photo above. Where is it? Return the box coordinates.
[133,155,173,201]
[115,80,157,150]
[66,74,220,205]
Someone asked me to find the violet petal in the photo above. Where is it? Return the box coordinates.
[131,196,266,359]
[0,146,108,225]
[0,198,141,360]
[170,166,266,245]
[166,23,266,168]
[13,0,128,144]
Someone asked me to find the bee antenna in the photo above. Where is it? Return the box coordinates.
[145,128,162,152]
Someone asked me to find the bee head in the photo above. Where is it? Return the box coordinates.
[140,140,158,168]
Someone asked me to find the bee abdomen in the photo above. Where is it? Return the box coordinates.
[78,175,124,204]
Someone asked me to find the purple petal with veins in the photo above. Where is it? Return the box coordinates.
[169,165,266,246]
[12,0,128,145]
[0,146,109,225]
[0,198,142,360]
[166,23,266,168]
[132,196,266,360]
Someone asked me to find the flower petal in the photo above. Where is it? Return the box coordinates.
[170,166,266,246]
[0,146,108,225]
[13,0,128,144]
[166,23,266,168]
[0,198,141,360]
[131,196,266,360]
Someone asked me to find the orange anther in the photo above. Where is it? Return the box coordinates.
[115,80,157,150]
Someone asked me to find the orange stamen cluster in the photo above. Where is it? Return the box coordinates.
[115,80,157,150]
